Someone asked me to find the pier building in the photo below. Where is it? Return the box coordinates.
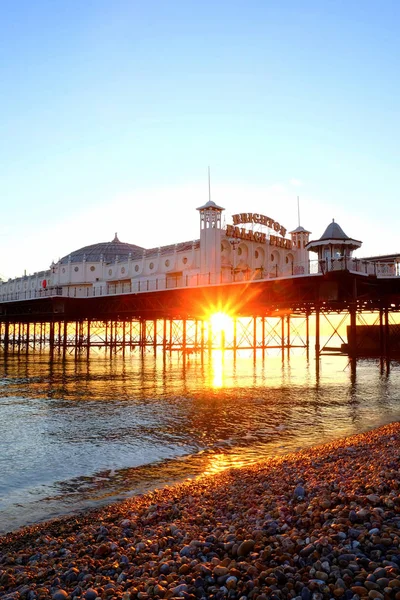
[0,201,362,302]
[1,198,400,362]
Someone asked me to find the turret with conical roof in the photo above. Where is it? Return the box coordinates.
[306,219,362,271]
[197,199,225,281]
[289,225,311,273]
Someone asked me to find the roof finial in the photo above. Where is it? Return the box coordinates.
[297,196,301,227]
[113,232,120,242]
[208,166,211,203]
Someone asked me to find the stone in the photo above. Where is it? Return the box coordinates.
[237,539,255,557]
[366,495,381,505]
[53,592,68,600]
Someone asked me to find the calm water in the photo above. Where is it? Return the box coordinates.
[0,349,399,534]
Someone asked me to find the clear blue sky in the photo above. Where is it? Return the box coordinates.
[1,0,399,278]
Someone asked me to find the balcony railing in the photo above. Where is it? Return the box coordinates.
[0,258,398,303]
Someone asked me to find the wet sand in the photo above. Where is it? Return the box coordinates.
[0,422,399,600]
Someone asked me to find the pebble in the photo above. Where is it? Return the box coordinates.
[53,591,68,600]
[0,422,399,600]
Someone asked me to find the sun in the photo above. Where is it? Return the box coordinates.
[210,311,232,334]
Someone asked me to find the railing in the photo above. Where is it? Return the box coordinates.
[0,287,64,303]
[0,259,398,303]
[316,257,399,277]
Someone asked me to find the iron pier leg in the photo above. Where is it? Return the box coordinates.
[233,317,237,358]
[384,306,390,358]
[163,318,167,353]
[315,306,320,371]
[182,319,187,357]
[253,316,257,361]
[26,322,30,354]
[87,320,91,359]
[49,321,55,357]
[262,316,265,359]
[349,305,357,358]
[379,308,385,358]
[200,319,205,363]
[17,322,21,354]
[4,322,9,354]
[141,320,146,356]
[63,321,68,358]
[153,319,157,356]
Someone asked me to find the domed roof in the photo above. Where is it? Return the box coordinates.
[290,225,311,234]
[306,219,362,253]
[196,199,225,211]
[320,220,349,240]
[59,234,145,264]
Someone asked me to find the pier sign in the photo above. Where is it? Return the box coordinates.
[226,224,267,243]
[226,212,291,246]
[232,213,287,237]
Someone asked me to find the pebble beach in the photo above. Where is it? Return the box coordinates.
[1,422,399,600]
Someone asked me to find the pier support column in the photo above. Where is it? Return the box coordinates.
[49,321,55,356]
[379,308,385,357]
[315,306,320,361]
[4,321,9,353]
[200,319,205,363]
[208,320,212,353]
[261,316,265,359]
[182,319,187,356]
[87,320,91,359]
[384,306,390,357]
[253,316,257,360]
[63,321,68,358]
[17,322,21,354]
[349,305,357,358]
[153,320,157,355]
[162,318,167,352]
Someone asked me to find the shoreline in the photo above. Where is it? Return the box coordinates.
[1,422,399,599]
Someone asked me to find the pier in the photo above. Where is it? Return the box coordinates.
[1,267,400,362]
[2,202,400,363]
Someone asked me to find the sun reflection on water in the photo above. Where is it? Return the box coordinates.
[203,452,248,476]
[211,350,224,388]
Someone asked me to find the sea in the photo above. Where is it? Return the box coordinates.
[0,349,399,534]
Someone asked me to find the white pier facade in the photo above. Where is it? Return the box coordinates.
[1,201,399,303]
